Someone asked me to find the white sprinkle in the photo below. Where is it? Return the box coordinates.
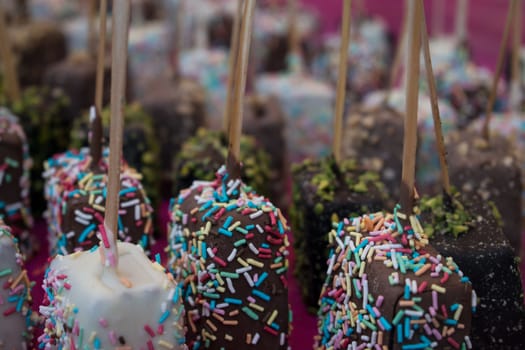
[244,272,254,287]
[362,280,368,309]
[74,210,92,221]
[404,310,423,317]
[249,210,263,219]
[248,243,259,255]
[227,249,237,262]
[226,278,235,294]
[134,205,141,221]
[206,248,215,258]
[95,196,104,204]
[251,333,260,345]
[236,266,252,274]
[121,199,140,208]
[256,224,264,233]
[74,217,90,226]
[465,336,472,349]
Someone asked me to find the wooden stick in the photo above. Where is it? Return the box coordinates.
[88,0,97,55]
[421,5,451,195]
[333,0,352,165]
[91,0,107,168]
[223,0,243,132]
[89,106,104,166]
[400,0,422,214]
[0,6,20,102]
[103,0,131,268]
[226,0,256,179]
[386,0,409,101]
[171,0,185,80]
[510,0,522,112]
[482,0,518,140]
[454,0,469,43]
[432,0,445,37]
[287,0,301,69]
[95,0,107,112]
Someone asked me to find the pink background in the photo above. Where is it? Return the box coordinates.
[303,0,520,69]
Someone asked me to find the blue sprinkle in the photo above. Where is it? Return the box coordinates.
[252,289,271,301]
[224,298,242,305]
[255,272,268,287]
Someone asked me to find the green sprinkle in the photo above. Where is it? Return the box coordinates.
[242,306,259,320]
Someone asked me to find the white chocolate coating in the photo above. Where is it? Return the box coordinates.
[39,242,186,350]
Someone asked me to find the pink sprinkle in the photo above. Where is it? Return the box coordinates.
[375,295,384,308]
[99,318,108,328]
[147,340,154,350]
[98,224,110,248]
[144,325,155,337]
[157,325,164,335]
[441,304,448,318]
[432,328,442,340]
[108,331,117,345]
[418,281,428,293]
[447,337,460,349]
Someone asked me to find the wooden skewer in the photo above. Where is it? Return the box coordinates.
[171,0,185,81]
[432,0,445,37]
[386,0,409,103]
[223,0,243,132]
[400,0,422,214]
[95,0,108,112]
[482,0,518,140]
[510,0,523,112]
[88,0,97,56]
[103,0,131,268]
[226,0,256,179]
[454,0,469,43]
[0,6,21,102]
[287,0,302,72]
[333,0,352,165]
[90,0,108,167]
[420,5,451,195]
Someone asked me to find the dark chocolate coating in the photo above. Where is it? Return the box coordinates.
[291,157,386,310]
[70,104,160,208]
[315,213,474,349]
[5,86,71,216]
[173,129,272,201]
[422,192,525,349]
[171,184,289,349]
[0,115,31,253]
[43,54,126,120]
[9,21,67,87]
[342,105,404,209]
[446,129,522,253]
[140,78,206,188]
[208,13,233,49]
[243,95,288,208]
[447,84,490,129]
[59,172,151,254]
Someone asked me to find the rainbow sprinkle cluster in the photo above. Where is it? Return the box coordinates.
[43,147,153,255]
[0,223,35,347]
[169,166,290,349]
[315,207,476,350]
[0,108,33,246]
